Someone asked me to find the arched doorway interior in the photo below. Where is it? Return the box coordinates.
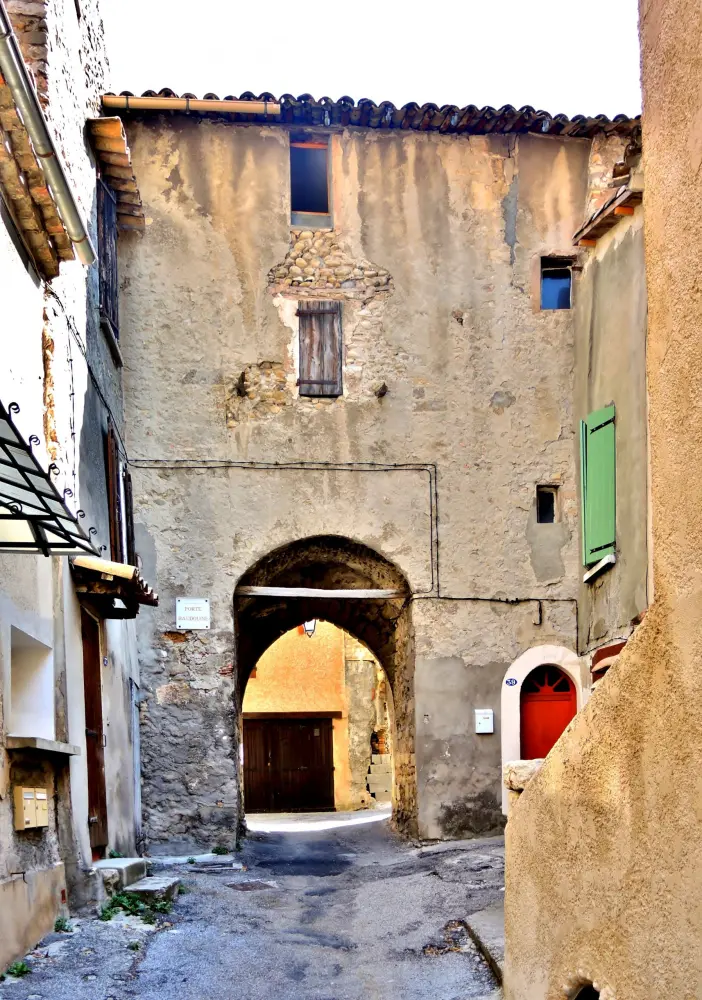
[241,621,394,814]
[234,535,415,835]
[519,664,576,759]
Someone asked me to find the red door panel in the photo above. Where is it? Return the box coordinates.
[520,665,577,759]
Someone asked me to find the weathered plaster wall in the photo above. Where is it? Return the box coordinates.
[573,208,649,653]
[120,118,614,843]
[0,863,67,973]
[504,1,702,997]
[243,622,346,715]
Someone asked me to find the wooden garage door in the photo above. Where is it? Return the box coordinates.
[243,718,334,812]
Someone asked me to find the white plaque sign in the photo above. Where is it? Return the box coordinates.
[176,598,210,630]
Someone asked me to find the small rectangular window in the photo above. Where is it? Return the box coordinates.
[291,141,330,228]
[536,486,558,523]
[540,257,572,310]
[297,301,342,397]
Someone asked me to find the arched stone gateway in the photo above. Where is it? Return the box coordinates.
[234,535,417,836]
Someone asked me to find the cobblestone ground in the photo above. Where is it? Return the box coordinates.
[0,812,504,1000]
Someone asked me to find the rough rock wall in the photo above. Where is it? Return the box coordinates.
[119,120,610,844]
[344,651,377,809]
[504,2,702,997]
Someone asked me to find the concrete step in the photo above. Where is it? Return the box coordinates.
[371,791,391,802]
[369,762,392,774]
[371,754,391,765]
[94,857,147,890]
[124,875,181,903]
[367,779,392,792]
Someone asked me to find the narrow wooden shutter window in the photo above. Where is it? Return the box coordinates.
[123,470,136,566]
[582,404,616,565]
[106,421,124,563]
[298,301,342,397]
[97,178,119,336]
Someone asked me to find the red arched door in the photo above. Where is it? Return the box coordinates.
[520,665,576,759]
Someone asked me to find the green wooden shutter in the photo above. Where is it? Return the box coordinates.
[581,404,616,565]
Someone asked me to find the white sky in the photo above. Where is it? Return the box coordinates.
[102,0,641,119]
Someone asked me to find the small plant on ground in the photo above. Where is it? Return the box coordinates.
[186,856,196,864]
[98,904,114,921]
[177,883,188,895]
[111,892,146,917]
[54,916,73,933]
[108,849,125,859]
[141,910,156,925]
[127,941,140,951]
[152,899,172,914]
[6,962,31,978]
[212,845,229,856]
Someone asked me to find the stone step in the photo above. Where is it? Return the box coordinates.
[371,789,391,801]
[124,875,181,902]
[369,762,392,774]
[367,778,392,792]
[372,754,391,765]
[94,857,147,890]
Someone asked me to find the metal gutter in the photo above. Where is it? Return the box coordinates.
[103,94,280,116]
[0,0,96,265]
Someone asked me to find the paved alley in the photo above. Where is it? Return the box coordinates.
[0,813,503,1000]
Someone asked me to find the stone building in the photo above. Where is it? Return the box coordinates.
[0,0,155,969]
[103,90,641,848]
[504,0,702,997]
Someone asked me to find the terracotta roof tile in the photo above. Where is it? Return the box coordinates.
[104,90,640,138]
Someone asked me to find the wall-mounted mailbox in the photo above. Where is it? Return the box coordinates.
[13,787,48,830]
[35,788,48,826]
[474,709,494,734]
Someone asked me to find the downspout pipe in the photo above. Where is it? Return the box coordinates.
[0,0,96,265]
[103,94,281,116]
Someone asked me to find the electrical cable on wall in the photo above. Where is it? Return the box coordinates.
[127,455,579,637]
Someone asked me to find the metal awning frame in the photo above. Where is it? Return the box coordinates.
[0,400,99,556]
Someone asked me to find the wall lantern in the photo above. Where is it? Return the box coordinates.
[303,620,316,637]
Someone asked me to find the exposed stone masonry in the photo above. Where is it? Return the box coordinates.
[268,229,393,298]
[225,361,289,426]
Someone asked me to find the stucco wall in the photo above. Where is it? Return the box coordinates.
[504,1,702,997]
[120,118,621,843]
[573,208,649,653]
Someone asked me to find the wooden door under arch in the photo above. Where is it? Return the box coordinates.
[520,664,577,759]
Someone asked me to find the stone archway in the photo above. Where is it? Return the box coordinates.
[234,535,416,835]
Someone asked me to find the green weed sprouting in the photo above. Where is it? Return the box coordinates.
[6,962,31,977]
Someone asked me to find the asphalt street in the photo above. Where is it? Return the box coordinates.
[0,811,503,1000]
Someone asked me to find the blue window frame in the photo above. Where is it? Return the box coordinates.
[541,257,573,310]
